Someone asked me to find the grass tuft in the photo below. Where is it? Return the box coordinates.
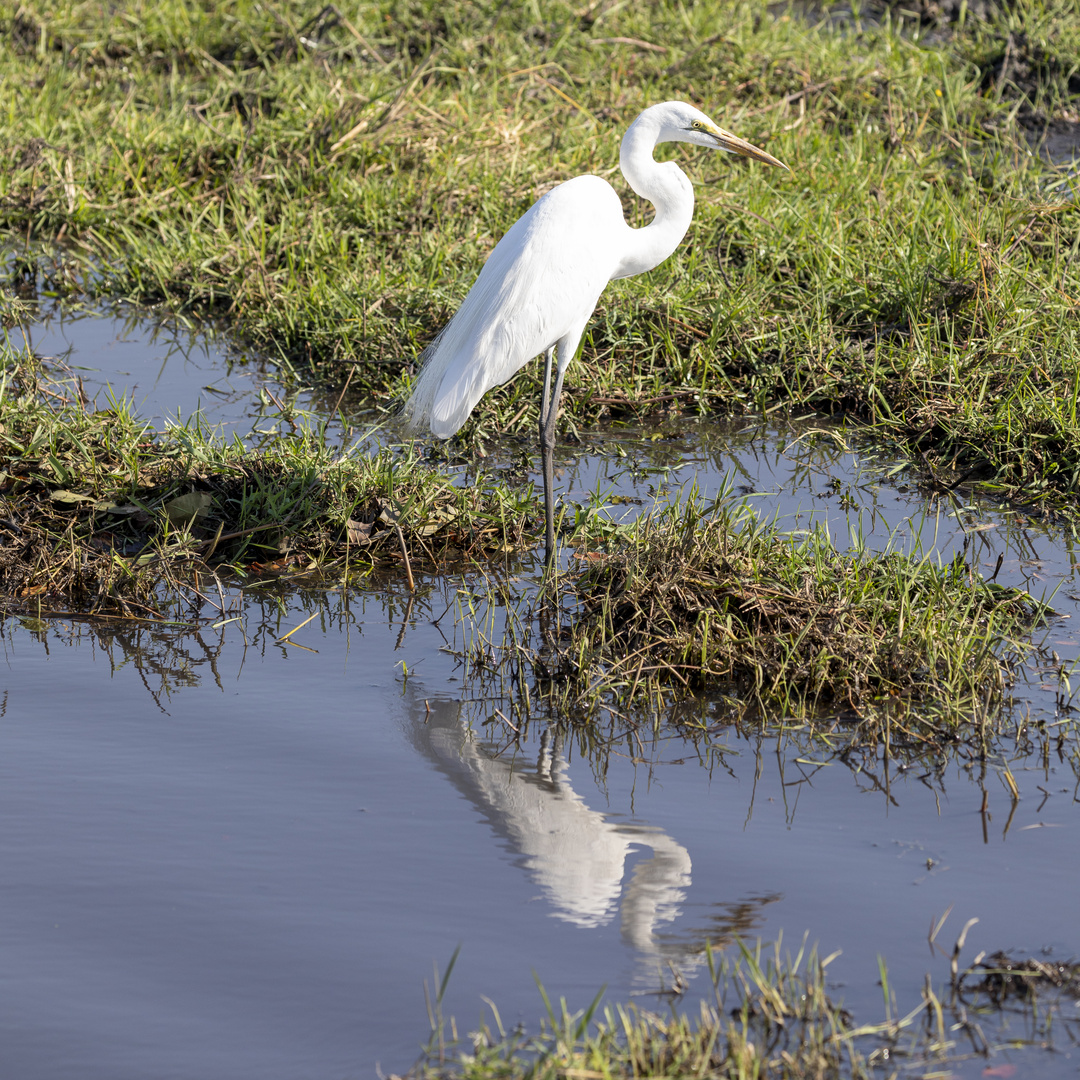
[532,486,1046,723]
[410,939,876,1080]
[0,340,537,614]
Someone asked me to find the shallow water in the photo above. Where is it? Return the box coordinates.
[12,302,308,434]
[2,311,1079,1078]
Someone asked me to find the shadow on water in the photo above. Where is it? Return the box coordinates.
[1,306,1079,1077]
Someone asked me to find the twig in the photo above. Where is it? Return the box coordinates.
[22,609,199,627]
[493,708,519,733]
[502,402,530,432]
[396,522,415,591]
[330,44,443,152]
[329,363,355,420]
[589,391,701,405]
[532,74,596,123]
[333,8,391,68]
[278,611,319,642]
[1003,216,1036,260]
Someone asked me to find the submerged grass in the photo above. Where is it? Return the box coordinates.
[2,0,1080,507]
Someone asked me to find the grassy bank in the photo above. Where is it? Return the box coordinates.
[557,488,1043,719]
[0,338,535,615]
[2,0,1080,507]
[0,335,1043,719]
[0,0,1063,719]
[439,488,1045,740]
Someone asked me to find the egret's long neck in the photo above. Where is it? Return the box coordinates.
[615,115,695,279]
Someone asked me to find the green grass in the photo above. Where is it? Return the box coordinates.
[0,0,1066,714]
[407,934,1080,1080]
[3,0,1080,507]
[562,487,1043,717]
[0,337,536,614]
[0,332,1043,722]
[413,939,879,1080]
[449,484,1046,730]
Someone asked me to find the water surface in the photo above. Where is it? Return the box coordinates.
[1,310,1078,1078]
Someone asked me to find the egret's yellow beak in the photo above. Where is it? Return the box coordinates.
[710,126,790,171]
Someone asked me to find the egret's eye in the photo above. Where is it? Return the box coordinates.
[690,120,704,130]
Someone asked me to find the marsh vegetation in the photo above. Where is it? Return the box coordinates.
[3,0,1080,1075]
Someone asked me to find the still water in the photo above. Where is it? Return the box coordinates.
[2,309,1078,1078]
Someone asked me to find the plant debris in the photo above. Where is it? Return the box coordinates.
[964,951,1080,1004]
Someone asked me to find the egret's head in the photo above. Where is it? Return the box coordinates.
[651,101,790,171]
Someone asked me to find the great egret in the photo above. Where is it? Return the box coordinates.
[403,100,789,562]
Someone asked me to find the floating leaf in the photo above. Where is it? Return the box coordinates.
[250,556,296,574]
[164,492,213,525]
[346,519,375,545]
[572,551,607,562]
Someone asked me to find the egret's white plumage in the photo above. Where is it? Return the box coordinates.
[403,174,624,438]
[404,100,788,560]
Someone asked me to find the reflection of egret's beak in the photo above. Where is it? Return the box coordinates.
[711,126,790,171]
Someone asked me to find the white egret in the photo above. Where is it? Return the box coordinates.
[403,100,789,562]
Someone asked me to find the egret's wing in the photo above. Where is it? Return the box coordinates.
[404,175,623,438]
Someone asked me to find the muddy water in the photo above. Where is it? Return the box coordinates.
[2,311,1079,1078]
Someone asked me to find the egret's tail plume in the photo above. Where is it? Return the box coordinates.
[401,331,449,437]
[403,277,523,439]
[402,329,486,440]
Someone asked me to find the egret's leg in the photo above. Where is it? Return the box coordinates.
[540,361,567,565]
[538,347,556,561]
[540,346,555,429]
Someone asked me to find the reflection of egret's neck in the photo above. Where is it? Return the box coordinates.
[620,833,693,952]
[537,726,555,784]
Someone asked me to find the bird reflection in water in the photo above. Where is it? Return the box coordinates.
[406,695,778,991]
